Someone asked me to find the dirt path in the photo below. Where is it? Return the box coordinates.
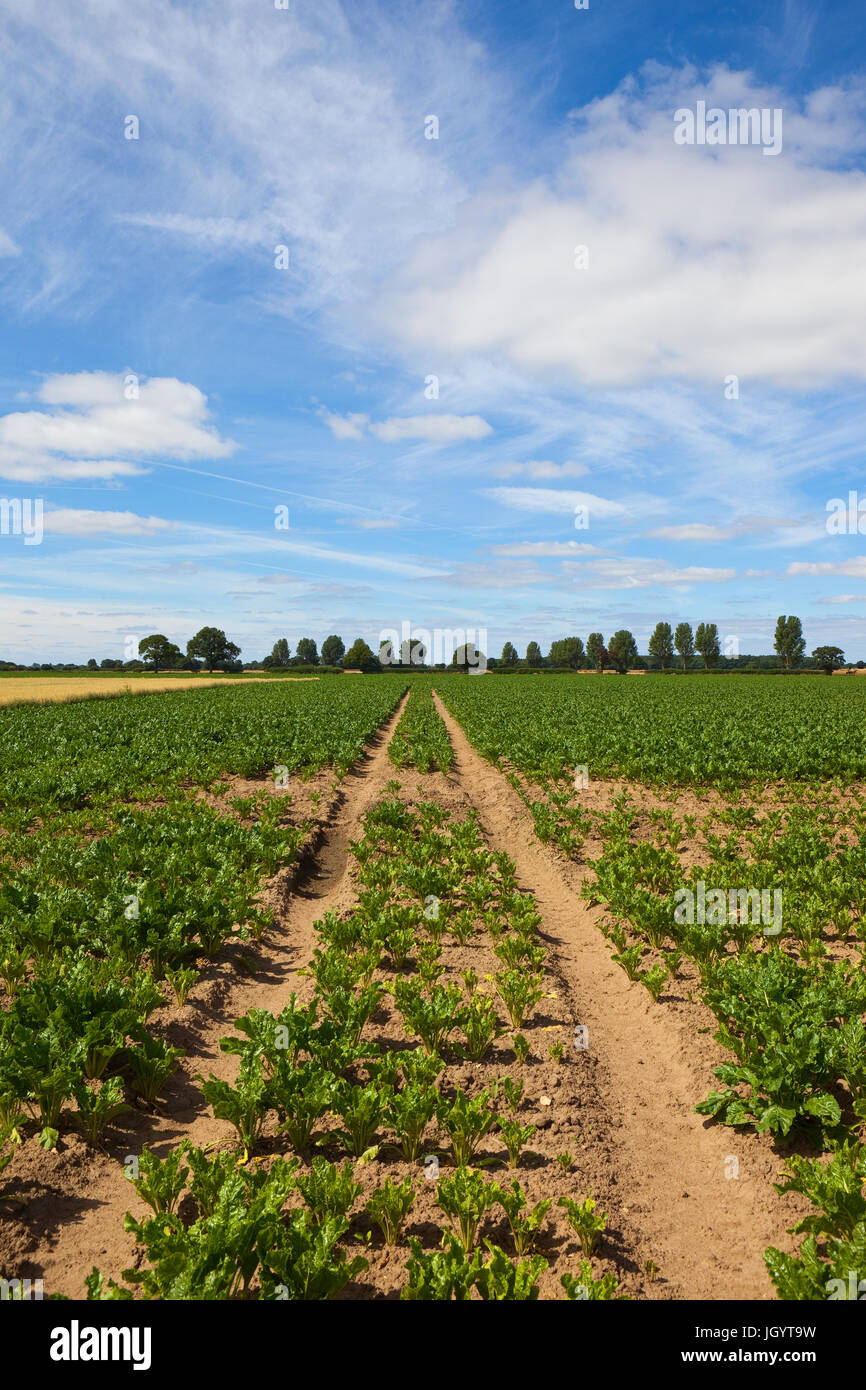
[0,692,410,1299]
[431,689,801,1300]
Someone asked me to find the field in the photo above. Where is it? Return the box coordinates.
[0,673,318,708]
[1,673,864,1302]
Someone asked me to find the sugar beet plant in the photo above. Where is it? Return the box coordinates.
[388,682,453,774]
[83,790,603,1298]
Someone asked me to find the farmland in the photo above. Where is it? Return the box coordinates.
[1,673,864,1301]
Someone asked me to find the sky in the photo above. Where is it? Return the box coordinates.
[1,0,865,664]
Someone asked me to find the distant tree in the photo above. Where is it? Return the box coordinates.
[187,627,241,673]
[548,637,585,670]
[321,634,345,667]
[501,641,519,666]
[695,622,720,670]
[343,638,379,671]
[526,641,543,667]
[586,633,607,673]
[608,629,638,673]
[139,634,182,674]
[87,657,98,670]
[122,659,146,672]
[648,621,674,670]
[451,642,486,672]
[674,622,695,672]
[176,656,202,672]
[270,637,291,667]
[100,657,124,670]
[295,637,319,665]
[775,615,806,671]
[812,644,845,675]
[378,639,396,667]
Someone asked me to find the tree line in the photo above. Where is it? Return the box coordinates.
[1,616,853,675]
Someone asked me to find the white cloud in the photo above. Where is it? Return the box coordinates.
[0,372,234,482]
[648,517,791,542]
[320,410,492,444]
[481,486,627,518]
[560,557,737,590]
[370,414,492,444]
[493,460,588,480]
[43,508,177,537]
[819,593,866,604]
[788,558,866,579]
[379,65,866,389]
[320,410,370,441]
[0,457,146,483]
[489,540,604,557]
[0,230,20,257]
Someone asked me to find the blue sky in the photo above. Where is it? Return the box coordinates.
[1,0,866,663]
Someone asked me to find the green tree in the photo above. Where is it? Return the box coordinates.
[295,637,319,665]
[812,644,845,675]
[648,621,674,670]
[270,637,291,667]
[321,635,345,667]
[139,634,182,674]
[608,629,638,673]
[451,642,486,672]
[548,637,585,670]
[525,641,543,667]
[87,657,98,670]
[501,641,519,666]
[586,633,607,673]
[343,638,379,671]
[186,627,241,673]
[775,615,806,671]
[695,622,720,670]
[674,622,694,672]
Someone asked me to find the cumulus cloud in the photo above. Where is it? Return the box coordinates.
[788,558,866,578]
[43,508,176,537]
[379,65,866,389]
[0,372,234,482]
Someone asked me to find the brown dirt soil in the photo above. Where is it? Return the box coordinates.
[430,689,809,1300]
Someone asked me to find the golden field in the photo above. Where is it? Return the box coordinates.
[0,674,318,707]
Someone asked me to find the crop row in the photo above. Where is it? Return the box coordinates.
[388,683,453,774]
[513,783,866,1297]
[79,794,626,1299]
[0,794,309,1155]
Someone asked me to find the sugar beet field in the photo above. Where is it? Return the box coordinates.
[2,673,866,1303]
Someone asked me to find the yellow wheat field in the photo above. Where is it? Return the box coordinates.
[0,675,319,707]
